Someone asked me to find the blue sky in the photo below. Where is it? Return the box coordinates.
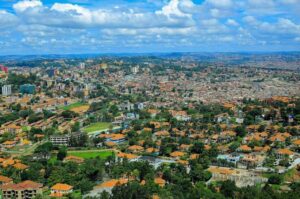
[0,0,300,55]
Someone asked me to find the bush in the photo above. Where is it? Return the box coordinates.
[268,174,283,185]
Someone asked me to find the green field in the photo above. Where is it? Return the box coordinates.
[68,150,114,159]
[61,102,87,111]
[83,122,111,133]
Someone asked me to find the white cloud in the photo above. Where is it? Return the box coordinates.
[13,0,42,12]
[207,0,233,8]
[0,10,18,28]
[227,19,239,26]
[0,0,299,53]
[12,0,194,29]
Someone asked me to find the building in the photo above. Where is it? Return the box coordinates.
[1,140,17,149]
[50,183,73,197]
[131,66,139,74]
[0,64,8,73]
[46,69,56,77]
[50,132,83,146]
[20,84,36,94]
[2,85,12,96]
[79,62,85,69]
[0,180,43,199]
[0,175,13,185]
[50,134,70,146]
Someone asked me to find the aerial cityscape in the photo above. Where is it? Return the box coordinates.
[0,0,300,199]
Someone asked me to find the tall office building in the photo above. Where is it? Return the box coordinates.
[20,84,36,94]
[2,85,12,96]
[79,62,85,69]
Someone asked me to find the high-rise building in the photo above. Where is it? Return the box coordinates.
[131,65,139,74]
[20,84,36,94]
[2,85,12,96]
[79,62,85,69]
[46,69,56,77]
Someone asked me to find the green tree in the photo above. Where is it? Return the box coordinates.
[57,147,67,161]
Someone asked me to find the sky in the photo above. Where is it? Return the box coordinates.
[0,0,300,55]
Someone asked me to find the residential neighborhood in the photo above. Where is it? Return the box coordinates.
[0,55,299,199]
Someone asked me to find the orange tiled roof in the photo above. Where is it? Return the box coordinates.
[146,148,158,153]
[105,141,117,147]
[269,134,286,142]
[170,151,185,157]
[128,145,144,151]
[117,152,138,159]
[155,130,170,137]
[293,139,300,145]
[97,178,128,188]
[154,178,166,187]
[153,194,160,199]
[2,159,16,167]
[51,183,73,191]
[239,145,252,152]
[0,175,12,183]
[13,163,28,170]
[277,148,294,156]
[190,154,199,160]
[2,140,16,145]
[179,144,192,150]
[143,128,152,132]
[0,180,42,191]
[177,160,188,165]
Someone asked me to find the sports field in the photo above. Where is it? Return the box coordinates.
[83,122,111,133]
[61,102,89,113]
[68,150,114,159]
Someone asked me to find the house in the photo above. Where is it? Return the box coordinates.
[117,152,139,161]
[276,148,294,159]
[13,163,29,170]
[4,124,22,134]
[104,133,126,144]
[119,101,134,111]
[238,155,262,169]
[0,175,13,185]
[155,130,170,137]
[128,145,144,153]
[154,177,166,187]
[147,109,160,118]
[1,140,17,149]
[238,145,252,153]
[0,180,43,199]
[169,110,191,121]
[170,151,185,159]
[50,183,73,197]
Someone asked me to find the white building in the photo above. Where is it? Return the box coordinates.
[131,66,139,74]
[2,85,12,96]
[79,62,85,69]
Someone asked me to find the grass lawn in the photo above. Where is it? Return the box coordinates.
[61,102,87,111]
[68,150,114,159]
[83,122,111,133]
[284,168,298,181]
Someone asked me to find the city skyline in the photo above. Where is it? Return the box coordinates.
[0,0,300,55]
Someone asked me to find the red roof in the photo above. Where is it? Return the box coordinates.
[0,180,43,191]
